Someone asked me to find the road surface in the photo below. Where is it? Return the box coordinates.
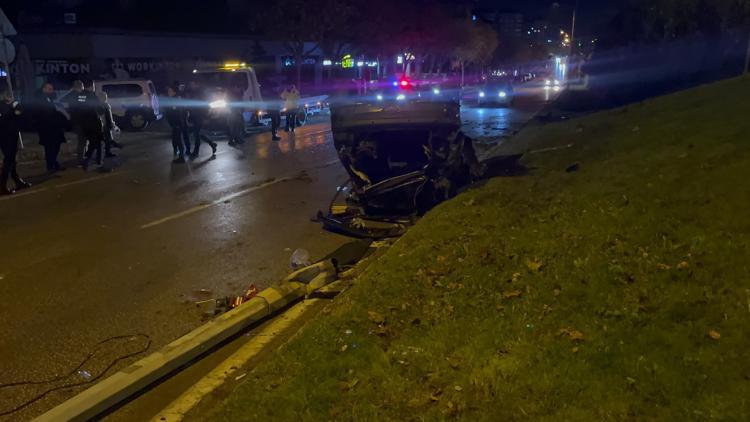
[0,86,550,420]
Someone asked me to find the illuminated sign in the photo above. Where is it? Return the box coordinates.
[341,54,353,69]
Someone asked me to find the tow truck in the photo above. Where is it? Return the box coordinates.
[191,62,328,129]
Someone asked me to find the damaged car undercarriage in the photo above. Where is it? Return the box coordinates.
[318,96,523,238]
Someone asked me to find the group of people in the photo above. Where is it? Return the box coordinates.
[163,81,218,163]
[1,79,306,194]
[0,80,123,194]
[60,80,124,171]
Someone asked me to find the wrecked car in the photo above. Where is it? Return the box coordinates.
[318,81,489,238]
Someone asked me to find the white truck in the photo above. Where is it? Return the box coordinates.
[192,63,328,129]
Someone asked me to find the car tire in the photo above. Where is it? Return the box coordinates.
[125,109,149,131]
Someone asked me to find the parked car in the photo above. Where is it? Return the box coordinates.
[94,79,162,131]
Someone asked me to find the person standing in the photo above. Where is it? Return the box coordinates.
[226,88,245,146]
[34,82,68,172]
[164,86,187,163]
[99,91,122,158]
[0,89,31,195]
[281,84,300,133]
[61,80,88,162]
[66,81,105,171]
[269,107,281,141]
[186,81,217,158]
[268,83,282,141]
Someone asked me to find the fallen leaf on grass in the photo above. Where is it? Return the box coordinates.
[708,330,721,340]
[503,290,523,299]
[526,259,544,272]
[437,255,447,263]
[511,272,522,283]
[677,261,690,270]
[454,385,463,392]
[430,389,443,402]
[559,328,585,342]
[656,263,672,270]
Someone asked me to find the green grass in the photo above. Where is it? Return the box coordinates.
[212,77,750,421]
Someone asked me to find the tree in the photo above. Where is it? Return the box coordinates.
[251,0,356,91]
[452,21,499,86]
[605,0,750,46]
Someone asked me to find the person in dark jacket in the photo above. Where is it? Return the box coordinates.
[34,82,68,172]
[164,85,188,163]
[0,89,31,195]
[99,91,122,158]
[61,80,87,161]
[226,87,245,146]
[62,81,105,171]
[185,81,217,158]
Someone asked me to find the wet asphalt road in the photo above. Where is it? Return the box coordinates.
[0,88,549,420]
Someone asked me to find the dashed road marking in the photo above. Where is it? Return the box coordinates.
[139,177,292,229]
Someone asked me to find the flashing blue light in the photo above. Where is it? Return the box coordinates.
[499,91,507,98]
[472,14,477,21]
[432,88,441,95]
[396,94,406,101]
[376,94,383,101]
[479,91,485,98]
[392,81,399,87]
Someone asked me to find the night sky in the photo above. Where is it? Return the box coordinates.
[2,0,620,36]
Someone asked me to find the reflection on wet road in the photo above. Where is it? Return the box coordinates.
[461,83,551,143]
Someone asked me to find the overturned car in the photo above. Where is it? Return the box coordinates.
[318,83,519,238]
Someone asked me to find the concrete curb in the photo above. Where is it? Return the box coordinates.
[152,279,349,422]
[33,261,337,422]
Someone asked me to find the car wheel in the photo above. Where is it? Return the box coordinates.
[126,110,149,131]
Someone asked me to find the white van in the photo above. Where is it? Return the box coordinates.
[94,79,162,131]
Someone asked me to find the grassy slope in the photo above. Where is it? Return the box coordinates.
[214,77,750,421]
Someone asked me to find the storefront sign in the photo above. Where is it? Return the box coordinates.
[34,60,91,75]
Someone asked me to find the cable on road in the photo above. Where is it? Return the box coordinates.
[0,333,151,418]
